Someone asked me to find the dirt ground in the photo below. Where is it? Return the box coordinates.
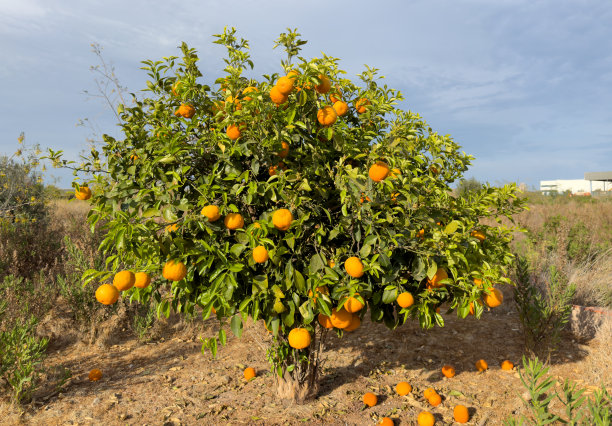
[2,292,611,426]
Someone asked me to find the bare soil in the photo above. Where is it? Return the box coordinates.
[3,293,611,426]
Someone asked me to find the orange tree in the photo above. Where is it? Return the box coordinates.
[51,28,526,402]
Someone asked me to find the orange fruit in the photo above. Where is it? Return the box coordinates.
[278,141,290,158]
[242,86,258,101]
[453,405,469,423]
[252,246,269,263]
[363,392,377,407]
[225,95,242,110]
[165,223,179,233]
[88,368,102,381]
[360,193,371,204]
[395,381,412,396]
[317,106,337,126]
[388,168,401,179]
[318,313,334,329]
[344,295,364,313]
[441,365,455,378]
[332,101,348,117]
[113,270,135,291]
[344,256,364,278]
[423,388,437,399]
[427,268,448,289]
[95,284,119,305]
[378,417,394,426]
[171,80,181,96]
[276,76,295,95]
[288,328,311,349]
[417,229,425,239]
[308,286,329,302]
[330,89,342,103]
[272,208,293,231]
[177,104,195,118]
[224,213,244,230]
[428,392,442,407]
[75,186,92,200]
[244,367,256,380]
[501,360,514,371]
[328,260,336,268]
[355,98,370,114]
[397,292,414,308]
[369,161,389,182]
[473,278,483,287]
[226,124,242,140]
[471,230,486,241]
[269,86,288,105]
[315,74,331,94]
[417,411,435,426]
[475,359,488,372]
[162,260,187,281]
[344,314,361,332]
[268,161,286,176]
[201,205,221,222]
[330,308,352,328]
[134,272,151,289]
[484,288,503,308]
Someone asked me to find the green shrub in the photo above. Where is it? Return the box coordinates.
[0,301,48,404]
[513,256,575,358]
[505,356,611,425]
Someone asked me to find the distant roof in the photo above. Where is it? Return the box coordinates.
[584,171,612,181]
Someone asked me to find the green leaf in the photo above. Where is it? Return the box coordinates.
[444,220,460,234]
[293,270,306,293]
[162,207,178,222]
[426,260,438,279]
[142,208,159,218]
[218,329,227,346]
[230,315,243,338]
[309,253,325,274]
[382,288,398,304]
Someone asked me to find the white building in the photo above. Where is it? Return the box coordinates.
[540,172,612,195]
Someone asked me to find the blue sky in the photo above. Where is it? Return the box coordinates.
[1,0,611,189]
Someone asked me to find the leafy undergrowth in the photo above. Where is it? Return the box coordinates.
[1,300,609,425]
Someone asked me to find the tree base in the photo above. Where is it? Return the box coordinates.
[275,372,319,404]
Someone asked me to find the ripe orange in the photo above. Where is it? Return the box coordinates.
[344,256,364,278]
[360,193,371,204]
[95,284,119,305]
[475,359,488,372]
[270,86,288,105]
[423,388,437,399]
[272,208,293,231]
[355,98,370,114]
[315,75,331,94]
[378,417,393,426]
[171,80,181,96]
[308,286,329,302]
[201,205,221,222]
[269,162,286,176]
[162,260,187,281]
[177,104,195,118]
[134,272,151,289]
[344,295,364,313]
[453,405,469,423]
[441,365,455,378]
[328,260,336,268]
[242,86,258,101]
[224,213,244,230]
[252,246,269,263]
[344,314,361,332]
[332,101,348,117]
[330,308,352,328]
[388,168,401,179]
[395,381,412,396]
[88,368,102,381]
[318,313,334,329]
[244,367,256,380]
[277,141,290,158]
[473,278,483,287]
[427,268,448,288]
[113,270,135,291]
[469,300,480,315]
[317,106,338,126]
[471,230,486,241]
[276,76,295,95]
[369,161,389,182]
[226,124,242,140]
[363,392,377,407]
[428,392,442,406]
[417,411,435,426]
[417,229,425,239]
[397,292,414,308]
[330,89,342,103]
[75,186,92,200]
[484,288,503,308]
[288,328,311,349]
[501,360,514,371]
[165,223,179,233]
[225,95,242,111]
